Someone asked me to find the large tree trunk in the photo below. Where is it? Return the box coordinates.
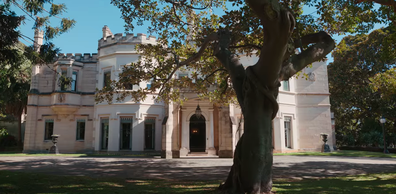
[212,0,334,192]
[219,67,278,194]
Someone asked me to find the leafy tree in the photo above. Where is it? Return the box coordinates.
[329,27,396,148]
[371,68,396,101]
[101,0,396,193]
[1,1,75,66]
[0,43,31,145]
[0,0,75,144]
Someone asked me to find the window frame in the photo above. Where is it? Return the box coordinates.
[76,119,86,141]
[282,80,290,91]
[44,119,54,141]
[284,116,292,148]
[60,70,68,91]
[71,71,78,91]
[103,71,111,88]
[178,73,188,79]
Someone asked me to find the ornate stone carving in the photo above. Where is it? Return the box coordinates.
[308,72,316,81]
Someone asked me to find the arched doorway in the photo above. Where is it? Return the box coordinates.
[189,114,206,152]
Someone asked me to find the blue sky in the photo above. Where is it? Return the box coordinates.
[15,0,383,63]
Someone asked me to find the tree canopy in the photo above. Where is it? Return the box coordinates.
[328,26,396,147]
[1,0,75,69]
[0,0,75,143]
[99,0,396,105]
[102,0,396,193]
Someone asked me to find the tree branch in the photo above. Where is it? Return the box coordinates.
[229,44,262,50]
[214,30,246,111]
[355,0,396,7]
[202,68,227,84]
[178,32,218,66]
[280,31,335,80]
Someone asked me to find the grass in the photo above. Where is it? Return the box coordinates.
[0,171,220,194]
[274,150,396,158]
[0,171,395,194]
[0,152,160,158]
[273,172,396,194]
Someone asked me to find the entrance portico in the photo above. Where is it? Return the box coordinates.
[179,102,216,156]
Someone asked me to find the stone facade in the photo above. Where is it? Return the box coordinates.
[23,26,334,156]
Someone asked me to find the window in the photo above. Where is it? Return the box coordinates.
[146,79,152,89]
[103,71,111,88]
[60,70,67,91]
[101,118,109,150]
[282,80,290,91]
[178,73,188,79]
[44,119,54,140]
[76,119,85,140]
[284,116,292,148]
[124,83,133,90]
[71,71,77,91]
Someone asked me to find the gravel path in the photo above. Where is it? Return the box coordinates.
[1,155,395,180]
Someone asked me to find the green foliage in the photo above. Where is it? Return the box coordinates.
[370,68,396,100]
[102,0,396,105]
[3,0,76,40]
[329,26,396,147]
[0,128,8,136]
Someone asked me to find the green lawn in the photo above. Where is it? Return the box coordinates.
[0,171,395,194]
[274,150,396,158]
[0,152,160,157]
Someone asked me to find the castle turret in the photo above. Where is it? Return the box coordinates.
[102,25,113,40]
[34,29,44,52]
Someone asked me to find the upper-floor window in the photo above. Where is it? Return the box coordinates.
[71,71,77,91]
[103,71,111,88]
[60,70,67,91]
[123,83,133,90]
[178,73,188,79]
[282,80,290,91]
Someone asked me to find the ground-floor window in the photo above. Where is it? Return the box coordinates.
[144,118,155,150]
[101,118,109,150]
[120,117,133,150]
[44,119,54,140]
[76,119,85,140]
[284,116,292,148]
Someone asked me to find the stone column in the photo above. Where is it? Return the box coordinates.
[179,108,189,156]
[218,106,233,158]
[162,102,173,159]
[94,117,101,151]
[273,117,283,152]
[206,109,216,155]
[107,115,120,152]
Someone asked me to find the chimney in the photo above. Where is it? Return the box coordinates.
[102,25,113,40]
[34,28,44,52]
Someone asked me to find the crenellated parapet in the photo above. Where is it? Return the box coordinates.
[98,33,157,48]
[55,53,98,62]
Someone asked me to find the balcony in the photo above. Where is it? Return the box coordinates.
[50,92,81,115]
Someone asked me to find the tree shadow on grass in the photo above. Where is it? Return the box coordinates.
[0,157,395,181]
[1,157,396,193]
[274,173,396,194]
[0,171,221,194]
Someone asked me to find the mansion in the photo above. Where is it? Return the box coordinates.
[23,26,335,158]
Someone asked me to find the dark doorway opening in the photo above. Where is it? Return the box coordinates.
[144,118,155,150]
[189,114,206,152]
[120,120,132,150]
[100,118,109,150]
